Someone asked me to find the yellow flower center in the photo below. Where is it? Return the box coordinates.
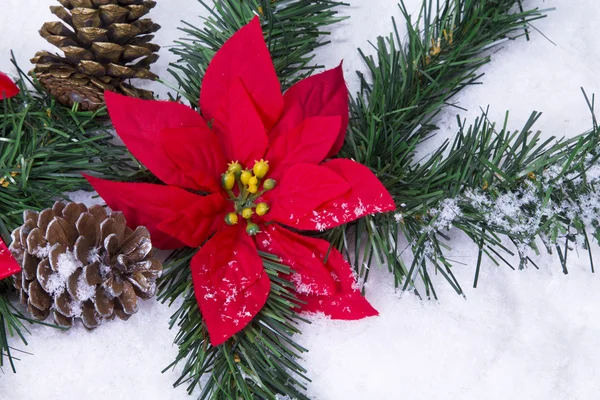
[221,159,277,235]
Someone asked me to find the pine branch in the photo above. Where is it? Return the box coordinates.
[158,249,311,400]
[166,0,347,106]
[331,0,549,296]
[0,55,142,371]
[392,104,600,297]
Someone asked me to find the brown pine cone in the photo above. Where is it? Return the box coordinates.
[9,201,162,329]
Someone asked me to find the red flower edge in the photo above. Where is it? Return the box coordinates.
[0,72,19,100]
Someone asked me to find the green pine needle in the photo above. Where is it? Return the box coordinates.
[166,0,347,106]
[330,0,550,297]
[158,248,311,400]
[0,54,142,371]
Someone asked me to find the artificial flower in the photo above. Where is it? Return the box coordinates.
[0,72,19,100]
[86,17,395,345]
[0,239,21,280]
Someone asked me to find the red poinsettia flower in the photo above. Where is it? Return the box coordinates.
[86,17,395,345]
[0,72,19,100]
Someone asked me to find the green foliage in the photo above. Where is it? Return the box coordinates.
[159,249,310,400]
[332,0,550,297]
[167,0,347,106]
[0,55,141,371]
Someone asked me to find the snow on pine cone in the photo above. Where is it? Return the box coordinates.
[9,201,162,329]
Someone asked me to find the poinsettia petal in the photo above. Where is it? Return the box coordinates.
[0,240,21,280]
[210,78,269,168]
[256,225,336,296]
[0,72,19,100]
[160,127,227,192]
[266,116,341,180]
[200,16,283,131]
[269,64,348,157]
[157,192,229,248]
[105,91,210,190]
[297,240,378,319]
[84,175,216,250]
[262,163,350,226]
[281,158,396,231]
[191,225,270,346]
[257,225,376,319]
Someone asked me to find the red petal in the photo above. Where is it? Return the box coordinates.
[84,175,216,250]
[0,239,21,280]
[281,159,395,231]
[191,225,270,346]
[210,78,269,168]
[256,225,336,296]
[160,127,227,193]
[269,64,348,157]
[200,16,283,131]
[0,72,19,100]
[105,91,211,190]
[262,163,350,226]
[297,241,378,319]
[266,116,341,180]
[157,192,229,248]
[259,226,377,319]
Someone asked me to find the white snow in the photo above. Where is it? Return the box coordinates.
[2,0,600,399]
[45,251,81,296]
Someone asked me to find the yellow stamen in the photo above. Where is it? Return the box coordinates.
[225,212,239,225]
[222,173,235,190]
[256,203,269,216]
[248,176,258,187]
[263,179,276,190]
[247,184,258,194]
[242,208,254,219]
[240,170,252,185]
[246,222,260,236]
[253,159,269,179]
[227,161,243,176]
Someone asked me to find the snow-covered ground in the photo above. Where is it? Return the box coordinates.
[2,1,600,399]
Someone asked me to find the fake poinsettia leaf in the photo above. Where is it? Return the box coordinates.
[269,64,349,157]
[0,72,19,99]
[209,78,269,167]
[266,115,342,180]
[191,224,270,346]
[85,175,205,250]
[263,163,350,226]
[256,225,336,296]
[157,193,229,248]
[105,91,209,190]
[200,16,283,131]
[296,238,379,319]
[160,126,226,193]
[281,159,396,231]
[0,239,21,280]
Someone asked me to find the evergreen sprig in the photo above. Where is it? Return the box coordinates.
[331,0,550,296]
[158,248,311,400]
[0,55,141,371]
[167,0,347,106]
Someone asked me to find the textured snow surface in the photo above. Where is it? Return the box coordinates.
[2,1,600,399]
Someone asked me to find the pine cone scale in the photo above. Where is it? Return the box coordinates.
[10,202,162,329]
[33,0,160,110]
